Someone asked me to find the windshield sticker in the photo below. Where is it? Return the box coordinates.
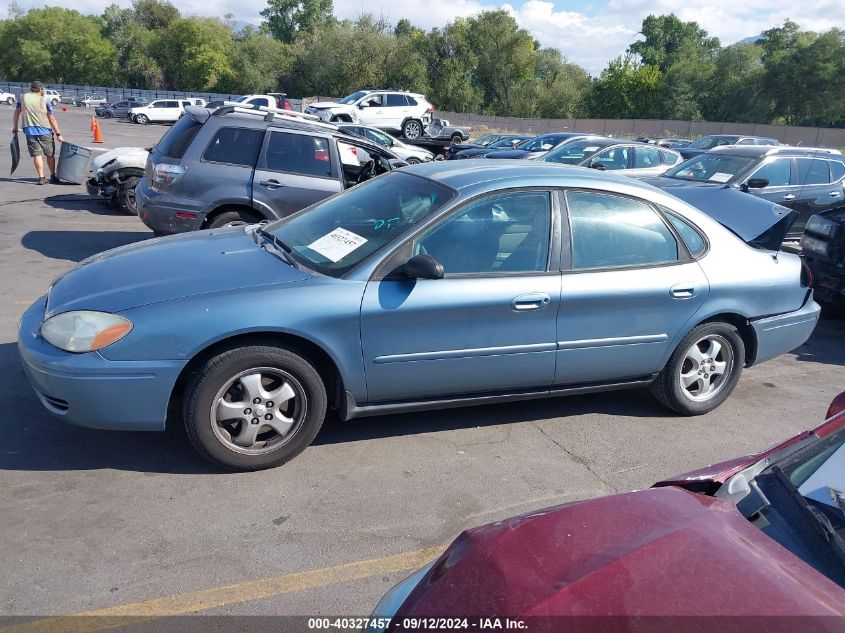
[710,172,733,183]
[373,217,400,231]
[583,146,600,152]
[307,228,368,262]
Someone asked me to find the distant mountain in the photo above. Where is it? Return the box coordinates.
[737,35,763,45]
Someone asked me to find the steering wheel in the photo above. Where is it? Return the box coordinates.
[357,160,376,184]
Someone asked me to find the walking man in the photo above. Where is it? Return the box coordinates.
[11,81,64,185]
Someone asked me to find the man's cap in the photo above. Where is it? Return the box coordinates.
[31,81,44,90]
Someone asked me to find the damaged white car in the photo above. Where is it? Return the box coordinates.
[86,147,148,215]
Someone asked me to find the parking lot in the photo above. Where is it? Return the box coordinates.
[2,106,845,619]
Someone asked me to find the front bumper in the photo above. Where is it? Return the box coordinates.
[136,179,205,235]
[18,298,186,431]
[750,296,821,365]
[86,174,119,199]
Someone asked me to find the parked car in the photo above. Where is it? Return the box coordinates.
[484,133,593,160]
[43,89,61,106]
[679,134,779,159]
[0,89,15,105]
[642,146,845,239]
[415,118,471,143]
[136,105,406,236]
[636,136,694,148]
[95,99,149,119]
[20,160,818,471]
[444,134,511,160]
[230,94,290,109]
[539,137,683,176]
[449,135,532,159]
[129,99,194,125]
[304,90,434,139]
[73,94,107,107]
[370,394,845,624]
[800,205,845,308]
[338,124,434,163]
[86,146,149,215]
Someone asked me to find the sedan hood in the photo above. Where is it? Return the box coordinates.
[398,487,845,618]
[309,101,343,109]
[641,177,798,250]
[46,228,312,317]
[91,147,148,172]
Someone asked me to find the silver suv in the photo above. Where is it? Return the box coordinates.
[136,105,406,236]
[305,90,434,139]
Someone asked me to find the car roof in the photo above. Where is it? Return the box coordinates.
[402,159,661,192]
[708,145,845,159]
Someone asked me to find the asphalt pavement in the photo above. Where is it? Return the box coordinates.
[2,105,845,620]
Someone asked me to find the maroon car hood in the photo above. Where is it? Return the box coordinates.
[399,487,845,617]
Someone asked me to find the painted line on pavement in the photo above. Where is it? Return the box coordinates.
[0,544,445,633]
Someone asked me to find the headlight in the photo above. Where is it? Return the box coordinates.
[806,215,837,239]
[41,311,133,353]
[801,235,831,258]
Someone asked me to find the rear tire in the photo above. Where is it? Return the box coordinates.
[406,157,421,165]
[51,98,58,106]
[652,322,745,416]
[402,119,423,140]
[206,208,261,230]
[450,133,462,143]
[183,344,327,471]
[103,110,113,119]
[7,97,14,105]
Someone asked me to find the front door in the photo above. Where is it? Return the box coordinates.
[252,130,342,219]
[361,190,561,403]
[357,93,385,127]
[555,190,709,385]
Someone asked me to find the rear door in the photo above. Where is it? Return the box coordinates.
[251,130,342,219]
[789,158,836,236]
[555,190,709,385]
[385,93,410,129]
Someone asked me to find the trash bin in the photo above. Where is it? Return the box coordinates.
[56,141,91,184]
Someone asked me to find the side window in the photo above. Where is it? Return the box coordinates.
[659,149,678,165]
[665,211,707,258]
[735,138,754,145]
[116,102,128,108]
[592,146,629,170]
[386,94,406,107]
[794,159,830,185]
[566,191,679,270]
[634,146,661,168]
[365,94,383,107]
[413,191,552,275]
[752,158,791,187]
[203,127,263,166]
[405,96,418,106]
[250,98,269,108]
[364,129,389,146]
[264,132,332,177]
[830,160,845,183]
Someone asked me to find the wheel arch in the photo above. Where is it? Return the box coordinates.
[201,203,267,229]
[686,312,757,367]
[168,331,347,426]
[116,168,145,181]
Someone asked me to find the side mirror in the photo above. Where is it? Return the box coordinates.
[398,254,444,280]
[745,178,769,190]
[588,160,605,170]
[357,103,367,109]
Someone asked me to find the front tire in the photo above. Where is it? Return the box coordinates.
[184,344,328,471]
[103,110,113,119]
[402,119,423,140]
[51,98,58,106]
[135,114,149,125]
[119,176,140,215]
[652,322,745,416]
[7,97,15,105]
[405,157,421,165]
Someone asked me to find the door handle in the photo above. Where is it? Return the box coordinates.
[782,194,796,201]
[259,179,283,189]
[830,191,842,197]
[512,293,551,311]
[670,283,696,299]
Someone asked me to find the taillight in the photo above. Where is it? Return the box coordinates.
[426,105,434,113]
[152,163,187,189]
[800,256,814,288]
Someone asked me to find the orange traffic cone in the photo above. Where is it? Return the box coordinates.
[92,117,103,144]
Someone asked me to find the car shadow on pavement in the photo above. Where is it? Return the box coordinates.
[793,319,845,367]
[43,194,126,215]
[0,343,214,474]
[313,387,671,447]
[22,230,150,262]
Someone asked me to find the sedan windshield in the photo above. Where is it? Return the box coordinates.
[689,136,738,150]
[540,141,609,165]
[664,155,757,183]
[488,137,525,149]
[264,172,455,277]
[339,91,369,105]
[472,134,500,146]
[515,136,558,152]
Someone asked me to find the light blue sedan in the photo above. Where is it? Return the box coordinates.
[18,161,820,470]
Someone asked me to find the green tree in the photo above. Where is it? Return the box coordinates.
[704,43,766,122]
[630,13,719,72]
[157,17,234,91]
[587,55,662,119]
[261,0,333,44]
[528,48,590,118]
[220,27,292,94]
[0,7,117,84]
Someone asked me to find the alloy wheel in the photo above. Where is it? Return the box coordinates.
[679,334,734,402]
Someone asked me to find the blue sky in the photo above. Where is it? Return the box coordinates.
[3,0,843,74]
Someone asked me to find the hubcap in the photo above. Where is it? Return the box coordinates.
[679,334,733,402]
[210,367,306,455]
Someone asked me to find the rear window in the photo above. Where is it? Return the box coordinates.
[203,127,263,166]
[155,115,202,159]
[665,211,707,257]
[831,161,845,182]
